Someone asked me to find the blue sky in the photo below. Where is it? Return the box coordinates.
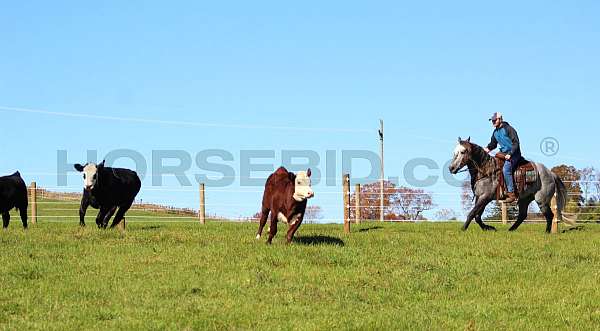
[1,1,599,221]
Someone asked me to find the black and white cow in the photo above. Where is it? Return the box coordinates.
[0,171,28,229]
[74,161,141,228]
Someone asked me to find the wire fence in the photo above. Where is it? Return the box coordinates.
[20,178,600,225]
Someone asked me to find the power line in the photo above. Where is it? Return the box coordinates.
[0,105,370,133]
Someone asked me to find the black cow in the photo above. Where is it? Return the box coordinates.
[0,171,28,229]
[74,161,141,228]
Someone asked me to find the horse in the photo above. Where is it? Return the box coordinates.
[448,137,574,232]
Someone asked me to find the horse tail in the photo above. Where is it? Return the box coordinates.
[554,175,576,225]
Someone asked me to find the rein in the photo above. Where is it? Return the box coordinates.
[458,145,497,183]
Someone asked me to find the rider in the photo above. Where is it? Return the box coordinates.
[483,112,522,203]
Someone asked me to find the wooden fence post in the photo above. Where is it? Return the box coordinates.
[199,183,206,224]
[343,174,350,234]
[501,202,508,225]
[355,184,361,224]
[30,182,37,225]
[551,194,558,234]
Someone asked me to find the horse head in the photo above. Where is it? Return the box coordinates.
[449,137,473,174]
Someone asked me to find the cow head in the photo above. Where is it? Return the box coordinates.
[292,168,314,201]
[74,160,105,191]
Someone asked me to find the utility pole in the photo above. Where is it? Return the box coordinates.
[379,120,384,222]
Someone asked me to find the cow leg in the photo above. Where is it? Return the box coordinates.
[96,207,110,229]
[2,212,10,229]
[256,206,270,240]
[508,198,533,232]
[286,213,304,244]
[19,207,28,229]
[266,211,278,245]
[79,192,90,227]
[102,206,118,228]
[110,201,133,228]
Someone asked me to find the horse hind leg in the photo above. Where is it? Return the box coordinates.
[509,198,533,232]
[539,204,554,233]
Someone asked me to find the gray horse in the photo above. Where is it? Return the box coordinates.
[449,137,574,232]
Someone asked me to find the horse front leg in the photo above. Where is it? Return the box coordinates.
[464,196,494,231]
[475,205,496,231]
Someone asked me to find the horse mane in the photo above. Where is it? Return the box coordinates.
[465,142,492,165]
[461,141,496,191]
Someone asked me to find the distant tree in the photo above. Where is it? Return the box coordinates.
[595,169,600,202]
[484,201,518,221]
[579,167,596,204]
[349,181,435,221]
[552,165,583,213]
[349,181,398,221]
[391,187,435,220]
[385,213,405,221]
[251,206,323,224]
[435,208,459,221]
[579,200,600,222]
[461,177,474,216]
[304,205,324,224]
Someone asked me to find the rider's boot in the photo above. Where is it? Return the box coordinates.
[504,192,517,203]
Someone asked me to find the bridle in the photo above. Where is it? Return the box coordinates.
[455,144,496,181]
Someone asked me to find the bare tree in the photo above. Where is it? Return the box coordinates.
[252,206,323,224]
[349,181,435,221]
[580,167,595,204]
[461,177,474,216]
[304,205,324,224]
[435,208,459,221]
[596,169,600,202]
[349,181,397,220]
[552,165,583,212]
[391,187,435,220]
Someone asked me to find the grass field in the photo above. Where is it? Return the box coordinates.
[1,200,599,330]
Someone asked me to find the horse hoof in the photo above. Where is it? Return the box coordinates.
[485,226,496,232]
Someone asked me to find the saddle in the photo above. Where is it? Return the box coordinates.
[494,152,538,201]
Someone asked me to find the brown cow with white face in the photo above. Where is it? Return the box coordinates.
[256,167,314,244]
